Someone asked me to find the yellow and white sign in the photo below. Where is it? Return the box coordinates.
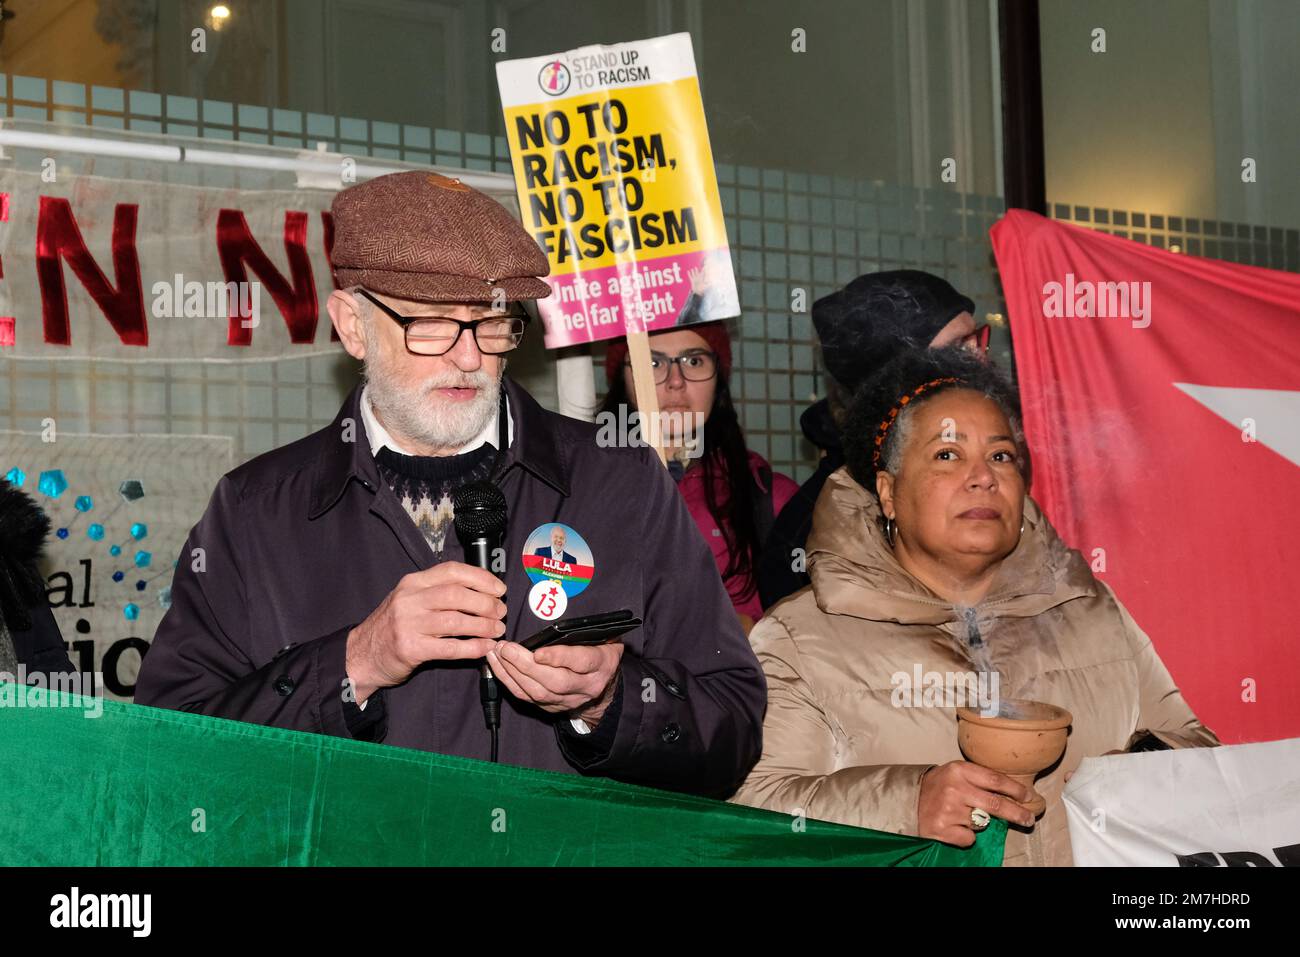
[496,33,738,347]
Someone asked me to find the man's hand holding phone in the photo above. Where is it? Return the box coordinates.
[488,640,624,729]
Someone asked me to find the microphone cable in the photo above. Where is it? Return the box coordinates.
[481,665,501,762]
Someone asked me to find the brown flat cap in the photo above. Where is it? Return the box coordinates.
[331,170,551,303]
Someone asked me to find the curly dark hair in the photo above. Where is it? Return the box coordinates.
[843,347,1029,498]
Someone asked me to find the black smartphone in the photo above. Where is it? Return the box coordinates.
[520,609,642,651]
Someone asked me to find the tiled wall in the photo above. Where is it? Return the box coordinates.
[6,76,1293,488]
[1048,202,1300,272]
[1,355,353,462]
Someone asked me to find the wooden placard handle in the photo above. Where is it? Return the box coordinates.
[624,331,666,466]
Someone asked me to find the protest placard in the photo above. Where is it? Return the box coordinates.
[496,33,738,350]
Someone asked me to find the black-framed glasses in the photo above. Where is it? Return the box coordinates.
[357,289,528,356]
[627,350,718,385]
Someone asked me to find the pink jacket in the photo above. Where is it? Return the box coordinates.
[676,450,799,622]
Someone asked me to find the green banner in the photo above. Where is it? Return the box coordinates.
[0,683,1004,866]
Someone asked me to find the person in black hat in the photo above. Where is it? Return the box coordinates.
[754,270,987,609]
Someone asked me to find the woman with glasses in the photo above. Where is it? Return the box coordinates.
[600,322,798,632]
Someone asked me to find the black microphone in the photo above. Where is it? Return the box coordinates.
[453,480,507,570]
[452,480,508,762]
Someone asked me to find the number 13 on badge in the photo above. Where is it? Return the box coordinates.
[528,579,568,620]
[521,523,594,621]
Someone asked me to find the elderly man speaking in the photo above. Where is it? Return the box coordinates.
[136,171,765,799]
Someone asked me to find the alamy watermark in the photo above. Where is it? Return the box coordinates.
[50,886,150,937]
[1041,272,1151,329]
[150,275,261,328]
[890,664,1000,717]
[0,667,104,718]
[595,403,706,459]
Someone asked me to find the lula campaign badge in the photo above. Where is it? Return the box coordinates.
[522,523,593,620]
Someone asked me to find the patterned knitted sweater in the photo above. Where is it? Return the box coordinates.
[374,444,495,555]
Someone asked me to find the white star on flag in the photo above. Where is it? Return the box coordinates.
[1174,384,1300,469]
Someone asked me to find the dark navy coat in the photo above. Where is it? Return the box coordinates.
[136,378,765,798]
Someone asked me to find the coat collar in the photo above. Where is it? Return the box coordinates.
[308,377,570,519]
[806,466,1096,625]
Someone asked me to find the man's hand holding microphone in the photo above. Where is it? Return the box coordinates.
[345,562,506,705]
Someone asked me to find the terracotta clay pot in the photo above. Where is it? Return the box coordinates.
[955,699,1073,818]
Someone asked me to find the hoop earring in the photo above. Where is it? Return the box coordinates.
[884,516,897,548]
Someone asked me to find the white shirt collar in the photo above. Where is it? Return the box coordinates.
[360,385,512,459]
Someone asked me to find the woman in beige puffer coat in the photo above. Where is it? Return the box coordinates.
[732,349,1217,865]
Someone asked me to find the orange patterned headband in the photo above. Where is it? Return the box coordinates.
[871,377,964,471]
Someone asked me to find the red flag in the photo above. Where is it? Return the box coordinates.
[991,209,1300,744]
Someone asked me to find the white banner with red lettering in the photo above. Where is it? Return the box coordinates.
[0,169,343,359]
[0,168,518,360]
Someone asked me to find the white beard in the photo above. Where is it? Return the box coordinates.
[362,325,502,452]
